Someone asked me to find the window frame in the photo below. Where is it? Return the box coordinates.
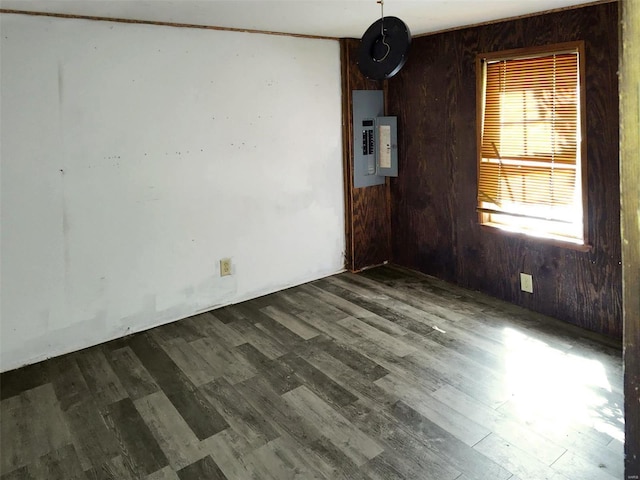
[475,41,589,250]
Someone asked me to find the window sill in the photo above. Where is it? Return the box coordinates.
[479,224,593,252]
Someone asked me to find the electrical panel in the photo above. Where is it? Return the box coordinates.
[352,90,398,188]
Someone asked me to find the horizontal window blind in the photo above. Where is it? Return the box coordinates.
[478,49,580,222]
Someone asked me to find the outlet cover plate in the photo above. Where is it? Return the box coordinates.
[220,258,232,277]
[520,273,533,293]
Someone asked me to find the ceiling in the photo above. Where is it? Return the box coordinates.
[0,0,600,38]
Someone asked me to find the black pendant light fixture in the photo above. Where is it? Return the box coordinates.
[357,0,411,80]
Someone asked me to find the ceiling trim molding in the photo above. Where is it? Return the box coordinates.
[0,8,339,41]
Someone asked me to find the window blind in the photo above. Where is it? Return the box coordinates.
[478,50,580,223]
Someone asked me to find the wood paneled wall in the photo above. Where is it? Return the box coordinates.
[620,0,640,473]
[340,39,392,271]
[383,3,622,337]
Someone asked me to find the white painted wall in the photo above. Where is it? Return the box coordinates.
[0,14,345,372]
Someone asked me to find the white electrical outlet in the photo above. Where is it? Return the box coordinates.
[220,258,232,277]
[520,273,533,293]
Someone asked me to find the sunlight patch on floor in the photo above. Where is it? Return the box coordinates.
[502,327,624,442]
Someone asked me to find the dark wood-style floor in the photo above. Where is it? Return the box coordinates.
[0,266,624,479]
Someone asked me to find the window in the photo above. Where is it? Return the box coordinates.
[476,42,587,245]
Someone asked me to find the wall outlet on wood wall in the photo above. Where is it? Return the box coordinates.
[520,273,533,293]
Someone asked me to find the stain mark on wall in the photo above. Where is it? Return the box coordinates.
[57,61,64,105]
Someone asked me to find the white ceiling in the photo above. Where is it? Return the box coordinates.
[0,0,600,38]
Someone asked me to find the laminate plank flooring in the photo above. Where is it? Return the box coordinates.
[0,265,625,479]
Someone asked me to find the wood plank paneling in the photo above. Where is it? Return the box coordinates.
[384,3,622,337]
[340,39,392,272]
[620,0,640,475]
